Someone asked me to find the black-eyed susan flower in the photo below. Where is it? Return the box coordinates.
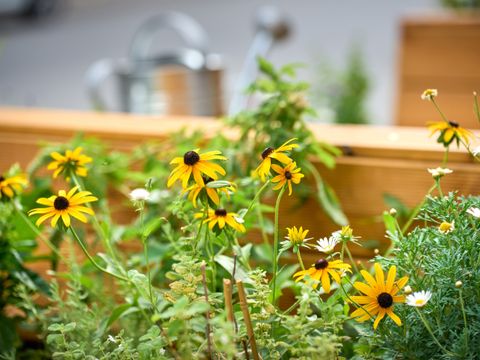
[293,258,351,293]
[428,120,473,147]
[255,138,298,182]
[28,186,98,227]
[183,177,234,208]
[271,161,304,196]
[351,263,408,329]
[167,150,226,189]
[47,147,92,179]
[195,208,246,233]
[406,290,432,308]
[0,174,28,199]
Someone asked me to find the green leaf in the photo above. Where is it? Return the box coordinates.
[143,217,164,239]
[258,57,278,80]
[96,303,139,337]
[63,322,76,332]
[47,323,63,332]
[383,211,397,236]
[316,178,348,226]
[214,255,253,284]
[206,180,232,189]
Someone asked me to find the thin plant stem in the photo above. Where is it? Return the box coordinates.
[140,205,154,306]
[431,98,449,123]
[458,289,469,350]
[442,147,449,167]
[271,185,286,306]
[13,202,64,260]
[296,249,305,271]
[343,243,359,274]
[255,202,270,245]
[69,226,128,282]
[402,184,437,235]
[242,180,270,219]
[201,263,213,360]
[415,307,457,357]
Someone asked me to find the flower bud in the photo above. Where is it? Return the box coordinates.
[389,208,397,217]
[455,280,463,288]
[374,248,380,255]
[404,285,413,295]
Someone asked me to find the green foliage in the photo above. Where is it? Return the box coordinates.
[440,0,480,8]
[313,47,370,125]
[371,193,480,359]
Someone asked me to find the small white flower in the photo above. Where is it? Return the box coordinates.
[467,207,480,218]
[428,167,453,179]
[129,188,151,202]
[107,335,117,343]
[472,146,480,157]
[406,290,432,307]
[421,89,438,101]
[315,236,339,254]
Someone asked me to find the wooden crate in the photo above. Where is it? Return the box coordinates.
[1,107,479,265]
[395,13,480,128]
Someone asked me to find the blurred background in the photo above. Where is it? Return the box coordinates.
[0,0,478,125]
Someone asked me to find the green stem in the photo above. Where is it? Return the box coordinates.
[271,185,286,306]
[242,180,271,219]
[296,249,305,271]
[140,206,154,307]
[256,201,270,245]
[344,243,359,274]
[415,307,457,357]
[69,227,128,282]
[431,98,449,123]
[13,202,64,260]
[458,289,469,350]
[402,184,436,235]
[442,147,449,167]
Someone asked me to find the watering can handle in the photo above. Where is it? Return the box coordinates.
[129,11,210,61]
[85,58,128,112]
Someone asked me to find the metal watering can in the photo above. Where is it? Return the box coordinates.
[85,11,224,116]
[86,7,290,116]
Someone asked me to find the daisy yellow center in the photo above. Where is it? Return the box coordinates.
[54,196,70,210]
[439,222,452,232]
[183,151,200,165]
[284,171,292,180]
[215,208,227,217]
[415,299,425,306]
[315,259,328,270]
[377,292,393,308]
[261,147,274,159]
[448,120,459,128]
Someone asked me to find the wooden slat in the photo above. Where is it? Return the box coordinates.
[395,14,480,128]
[1,107,479,261]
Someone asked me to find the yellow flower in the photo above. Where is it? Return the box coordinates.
[0,174,28,199]
[428,120,473,147]
[195,208,246,233]
[255,138,298,182]
[28,186,98,227]
[351,263,408,329]
[271,161,304,195]
[293,258,351,293]
[167,150,226,189]
[439,220,454,234]
[286,226,312,246]
[183,177,234,208]
[47,147,92,179]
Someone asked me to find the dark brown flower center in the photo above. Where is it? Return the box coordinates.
[215,208,227,217]
[183,151,200,165]
[448,120,459,128]
[0,176,5,182]
[53,196,69,210]
[315,259,328,270]
[261,147,274,159]
[377,292,393,308]
[284,171,292,180]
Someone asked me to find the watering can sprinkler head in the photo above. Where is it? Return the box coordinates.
[255,5,290,42]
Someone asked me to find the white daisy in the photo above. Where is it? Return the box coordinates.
[406,290,432,307]
[129,188,151,202]
[466,207,480,218]
[315,236,339,254]
[472,146,480,157]
[428,167,453,179]
[421,89,438,101]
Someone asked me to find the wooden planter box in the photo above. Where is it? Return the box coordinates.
[1,107,479,268]
[395,12,480,128]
